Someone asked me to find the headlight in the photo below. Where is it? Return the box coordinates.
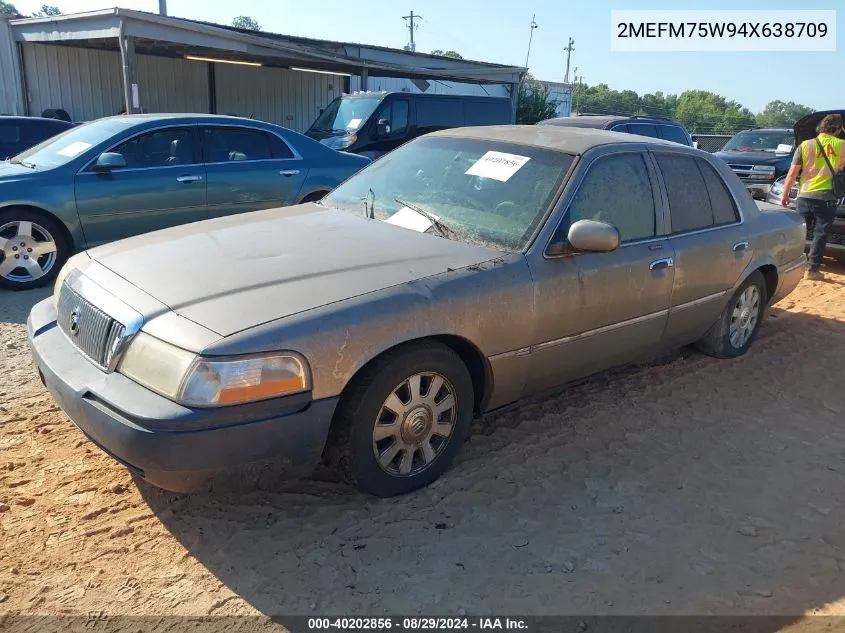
[770,178,784,194]
[52,262,73,310]
[117,332,310,407]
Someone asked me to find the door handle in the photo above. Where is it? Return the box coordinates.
[733,241,749,252]
[649,257,674,271]
[280,169,301,177]
[176,175,202,183]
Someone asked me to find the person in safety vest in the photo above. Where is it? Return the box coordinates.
[780,113,845,281]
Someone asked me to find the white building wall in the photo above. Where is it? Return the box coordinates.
[214,65,344,133]
[0,18,25,115]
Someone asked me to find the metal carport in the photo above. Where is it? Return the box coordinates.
[1,9,524,132]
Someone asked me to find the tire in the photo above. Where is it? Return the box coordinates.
[695,271,766,359]
[0,209,70,291]
[327,341,474,497]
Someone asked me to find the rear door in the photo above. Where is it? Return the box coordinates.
[74,125,207,246]
[202,125,307,219]
[652,151,750,343]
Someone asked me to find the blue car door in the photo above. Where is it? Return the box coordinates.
[201,125,308,219]
[74,125,207,246]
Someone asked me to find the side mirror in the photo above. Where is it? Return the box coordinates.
[567,219,620,253]
[376,118,390,137]
[93,152,127,171]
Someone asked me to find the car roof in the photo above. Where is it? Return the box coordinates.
[430,124,680,154]
[540,115,683,129]
[0,116,73,125]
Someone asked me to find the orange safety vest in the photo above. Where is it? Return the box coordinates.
[799,133,845,193]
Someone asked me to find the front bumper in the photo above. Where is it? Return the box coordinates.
[27,298,338,493]
[765,190,796,210]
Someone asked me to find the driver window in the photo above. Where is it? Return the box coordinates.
[110,127,195,169]
[378,101,409,136]
[564,152,656,243]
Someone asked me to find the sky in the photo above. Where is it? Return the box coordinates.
[11,0,842,113]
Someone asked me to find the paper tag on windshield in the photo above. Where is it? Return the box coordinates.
[776,143,793,154]
[386,206,436,232]
[56,141,92,157]
[465,151,530,182]
[347,118,362,130]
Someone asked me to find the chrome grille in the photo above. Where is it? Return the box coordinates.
[727,164,754,180]
[57,284,126,369]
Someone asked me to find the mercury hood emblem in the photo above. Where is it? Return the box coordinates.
[69,307,81,336]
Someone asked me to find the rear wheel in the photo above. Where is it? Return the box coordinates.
[0,209,69,290]
[695,271,766,359]
[299,191,327,204]
[327,341,474,497]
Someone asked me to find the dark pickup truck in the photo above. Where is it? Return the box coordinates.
[714,127,795,200]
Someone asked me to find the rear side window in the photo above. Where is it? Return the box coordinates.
[565,152,657,242]
[417,99,464,129]
[626,123,660,138]
[697,159,740,225]
[609,123,630,134]
[656,154,714,233]
[659,125,691,146]
[203,127,273,162]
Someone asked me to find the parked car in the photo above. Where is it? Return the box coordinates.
[305,91,514,159]
[713,128,795,200]
[537,114,694,147]
[765,109,845,261]
[0,116,74,160]
[28,125,806,497]
[0,114,369,290]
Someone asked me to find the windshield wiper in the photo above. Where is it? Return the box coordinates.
[394,198,457,239]
[10,159,35,168]
[361,188,375,219]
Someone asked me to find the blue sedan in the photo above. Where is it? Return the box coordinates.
[0,114,370,289]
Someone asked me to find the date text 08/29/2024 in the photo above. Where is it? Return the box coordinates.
[304,617,528,631]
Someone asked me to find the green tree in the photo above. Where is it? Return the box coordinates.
[232,15,261,31]
[755,100,814,128]
[517,74,559,124]
[0,1,20,15]
[32,4,60,16]
[431,49,463,59]
[673,90,755,134]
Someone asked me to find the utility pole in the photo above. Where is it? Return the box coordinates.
[525,14,538,69]
[402,10,421,52]
[158,0,167,15]
[563,37,575,84]
[574,74,584,113]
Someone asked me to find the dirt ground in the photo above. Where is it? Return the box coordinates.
[2,261,845,625]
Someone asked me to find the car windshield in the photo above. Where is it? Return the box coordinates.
[322,136,573,252]
[10,118,138,168]
[310,96,383,134]
[722,130,794,153]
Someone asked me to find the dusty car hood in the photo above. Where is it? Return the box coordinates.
[87,203,500,337]
[793,109,845,145]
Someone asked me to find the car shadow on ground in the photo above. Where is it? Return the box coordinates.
[0,287,51,325]
[137,304,845,622]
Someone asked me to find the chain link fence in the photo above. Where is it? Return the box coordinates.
[692,134,734,153]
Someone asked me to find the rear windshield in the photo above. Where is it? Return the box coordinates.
[323,135,574,252]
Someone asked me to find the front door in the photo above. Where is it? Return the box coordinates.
[75,125,206,247]
[526,150,675,394]
[361,98,410,160]
[651,152,752,343]
[202,125,308,219]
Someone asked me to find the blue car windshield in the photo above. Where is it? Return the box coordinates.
[10,118,139,168]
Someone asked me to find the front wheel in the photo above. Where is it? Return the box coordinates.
[327,341,474,497]
[695,271,766,358]
[0,209,69,291]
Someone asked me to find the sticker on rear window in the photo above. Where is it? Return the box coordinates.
[56,141,92,157]
[465,151,530,182]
